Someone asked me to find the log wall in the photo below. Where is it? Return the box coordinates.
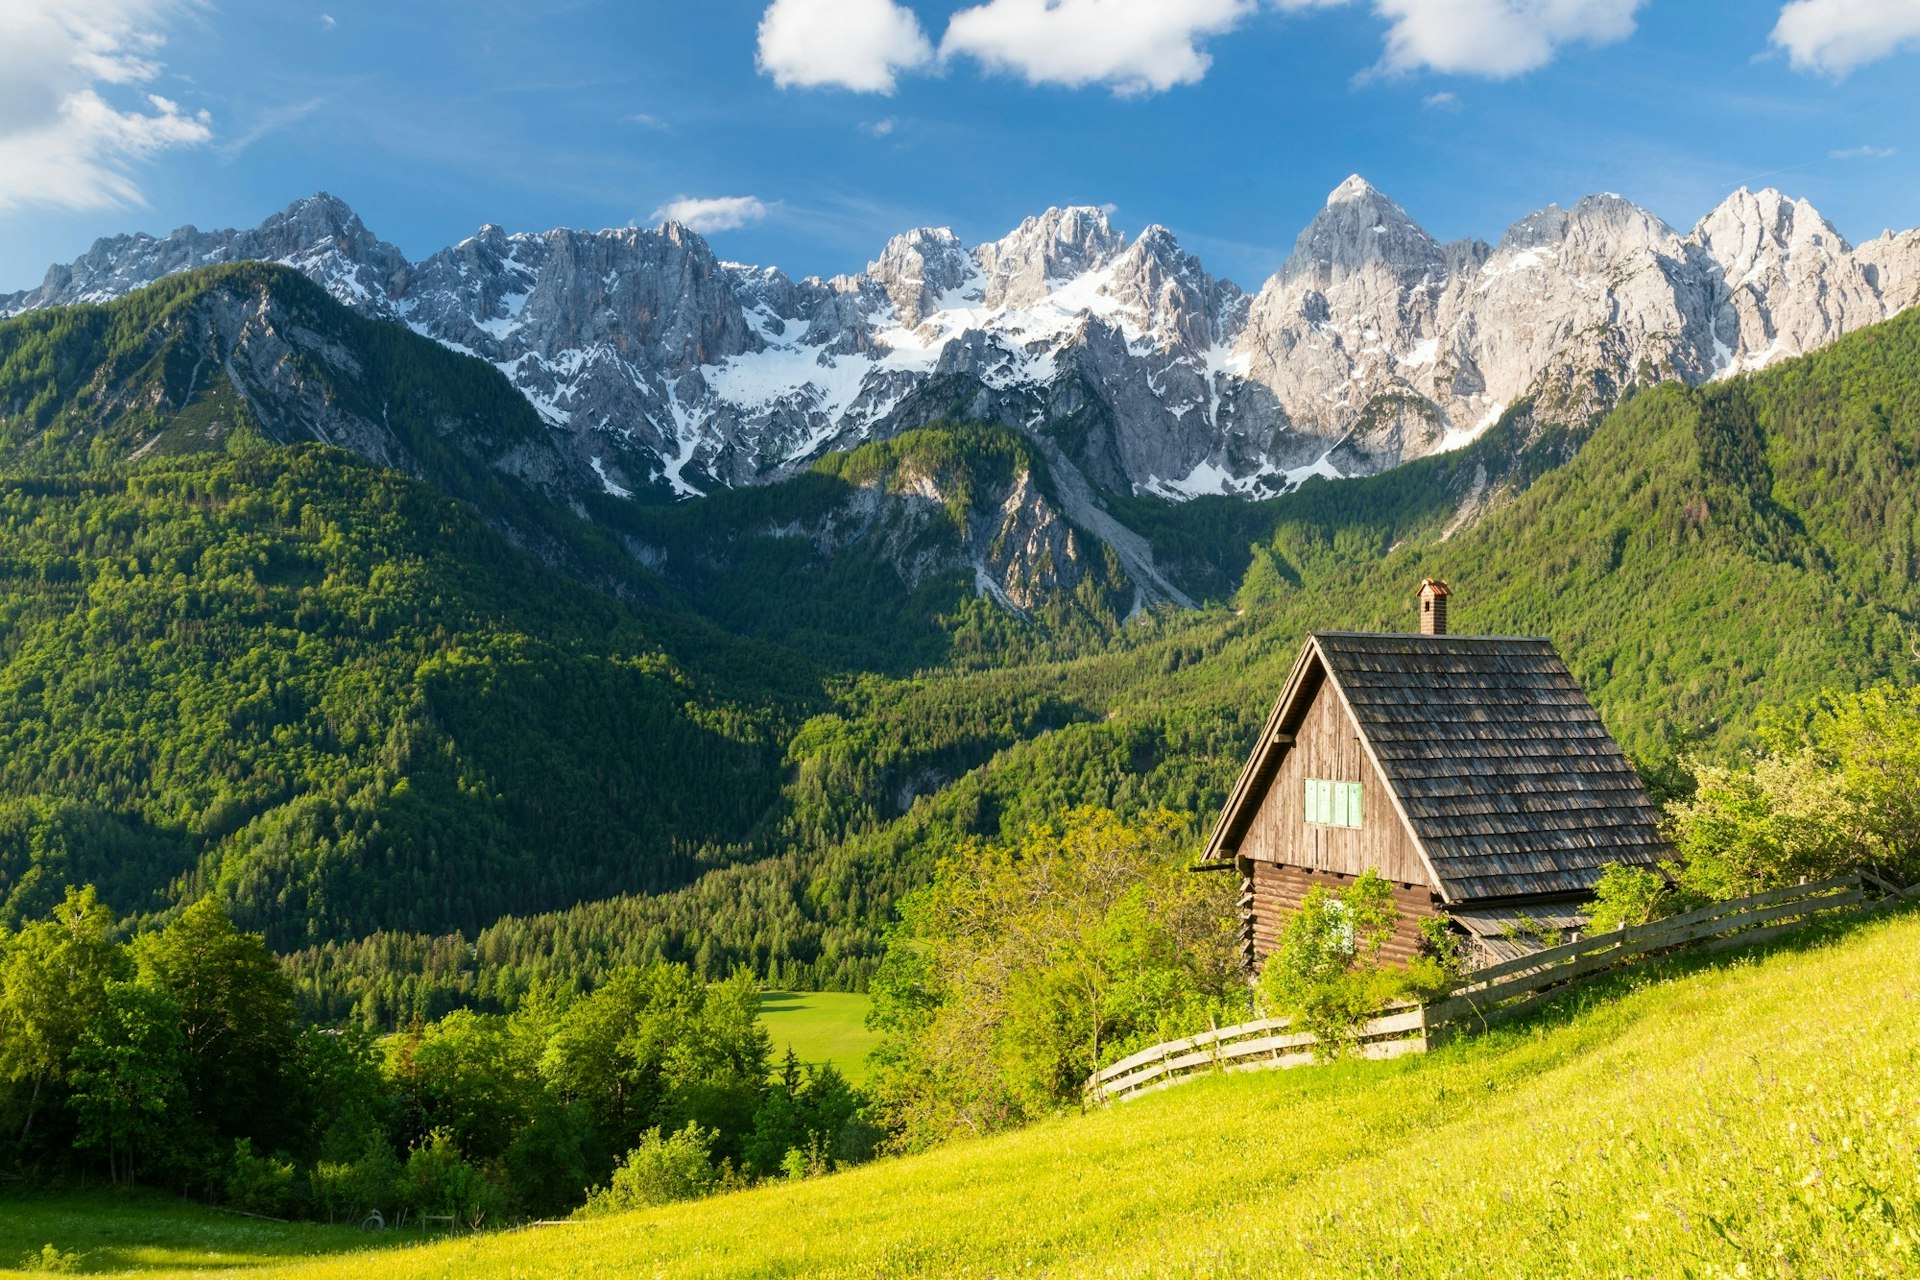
[1247,862,1441,968]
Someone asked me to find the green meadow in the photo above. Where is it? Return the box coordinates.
[9,905,1915,1279]
[0,1192,383,1275]
[756,991,877,1084]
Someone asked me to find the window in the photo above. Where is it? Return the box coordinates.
[1305,777,1363,829]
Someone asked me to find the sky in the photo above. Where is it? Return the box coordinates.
[2,0,1919,295]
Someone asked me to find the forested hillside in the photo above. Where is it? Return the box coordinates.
[0,265,1915,1016]
[0,446,816,944]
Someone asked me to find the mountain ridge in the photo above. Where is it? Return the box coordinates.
[6,180,1918,506]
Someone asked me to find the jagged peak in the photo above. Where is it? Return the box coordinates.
[1130,223,1183,252]
[1275,176,1440,289]
[867,225,969,275]
[1327,174,1379,206]
[284,190,357,216]
[1494,193,1675,256]
[1691,186,1852,259]
[990,205,1124,251]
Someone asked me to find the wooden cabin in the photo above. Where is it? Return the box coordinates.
[1200,580,1670,970]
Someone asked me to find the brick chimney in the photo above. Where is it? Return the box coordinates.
[1418,578,1450,635]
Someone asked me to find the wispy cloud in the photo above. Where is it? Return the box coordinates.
[1422,90,1460,110]
[626,112,668,129]
[215,96,325,161]
[648,194,772,233]
[0,0,214,211]
[1829,144,1895,160]
[859,117,896,138]
[318,12,335,29]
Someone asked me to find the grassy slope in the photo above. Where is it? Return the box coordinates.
[756,992,877,1084]
[0,1192,381,1275]
[22,907,1916,1278]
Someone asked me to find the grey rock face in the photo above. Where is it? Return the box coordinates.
[9,182,1920,510]
[1233,179,1920,479]
[1,193,409,316]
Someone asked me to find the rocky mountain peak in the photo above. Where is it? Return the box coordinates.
[1693,186,1853,278]
[975,205,1127,309]
[1497,193,1676,255]
[869,226,977,327]
[1282,176,1442,290]
[1326,173,1379,206]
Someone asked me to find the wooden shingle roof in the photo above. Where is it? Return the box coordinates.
[1203,632,1669,903]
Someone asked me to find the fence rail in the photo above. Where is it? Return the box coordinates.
[1085,1007,1425,1104]
[1086,872,1912,1104]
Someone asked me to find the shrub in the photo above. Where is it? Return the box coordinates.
[399,1128,507,1229]
[1254,870,1451,1057]
[225,1138,302,1217]
[577,1123,720,1216]
[1585,863,1677,933]
[311,1134,401,1225]
[18,1245,83,1274]
[866,808,1242,1150]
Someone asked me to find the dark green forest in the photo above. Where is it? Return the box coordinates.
[0,263,1915,1023]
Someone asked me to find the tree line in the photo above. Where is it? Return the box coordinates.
[0,892,874,1223]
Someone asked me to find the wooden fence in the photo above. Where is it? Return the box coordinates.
[1084,1006,1426,1104]
[1087,872,1913,1104]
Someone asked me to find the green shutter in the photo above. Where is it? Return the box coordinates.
[1304,777,1315,823]
[1349,781,1363,828]
[1333,780,1350,828]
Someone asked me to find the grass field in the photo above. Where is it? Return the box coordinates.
[757,991,877,1084]
[0,1191,390,1275]
[9,908,1917,1278]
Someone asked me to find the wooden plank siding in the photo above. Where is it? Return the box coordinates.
[1248,862,1441,968]
[1237,676,1430,886]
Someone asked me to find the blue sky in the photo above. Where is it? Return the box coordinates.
[2,0,1919,295]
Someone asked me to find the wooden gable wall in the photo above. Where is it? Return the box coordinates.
[1237,671,1429,886]
[1236,668,1441,971]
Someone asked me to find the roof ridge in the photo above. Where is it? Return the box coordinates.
[1310,630,1555,643]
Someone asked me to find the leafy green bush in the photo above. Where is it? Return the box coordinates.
[744,1050,870,1179]
[225,1138,302,1217]
[1585,863,1678,932]
[1666,685,1920,899]
[1254,870,1406,1055]
[578,1123,720,1215]
[310,1135,401,1225]
[398,1128,507,1228]
[17,1245,83,1274]
[866,808,1241,1150]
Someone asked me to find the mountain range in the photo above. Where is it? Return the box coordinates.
[7,179,1917,504]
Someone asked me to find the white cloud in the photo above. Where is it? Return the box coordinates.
[318,12,335,29]
[0,0,211,212]
[1772,0,1920,76]
[1422,89,1460,109]
[1363,0,1644,78]
[1285,0,1640,78]
[860,116,897,137]
[627,112,667,129]
[648,195,772,234]
[756,0,933,93]
[940,0,1257,96]
[1830,144,1896,160]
